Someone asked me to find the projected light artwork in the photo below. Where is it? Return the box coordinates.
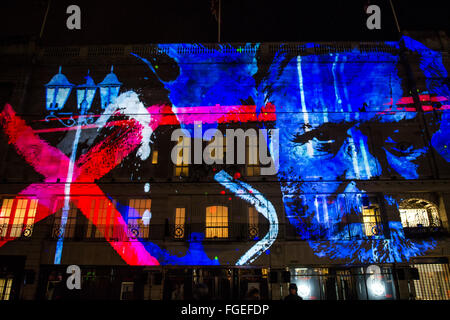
[0,36,448,266]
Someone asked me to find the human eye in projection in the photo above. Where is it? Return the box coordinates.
[381,128,428,179]
[291,122,354,156]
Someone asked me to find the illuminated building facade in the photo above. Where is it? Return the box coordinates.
[0,31,449,300]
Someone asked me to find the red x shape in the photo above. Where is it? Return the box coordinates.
[0,101,277,265]
[0,104,160,265]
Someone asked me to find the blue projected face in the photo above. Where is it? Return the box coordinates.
[401,37,450,163]
[266,39,448,263]
[129,37,449,265]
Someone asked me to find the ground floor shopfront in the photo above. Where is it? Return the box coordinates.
[2,259,448,300]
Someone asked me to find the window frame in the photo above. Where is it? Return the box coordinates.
[248,206,259,239]
[0,197,38,239]
[174,207,186,239]
[205,205,229,239]
[245,135,260,177]
[127,198,152,240]
[85,198,117,240]
[361,202,383,239]
[173,135,190,177]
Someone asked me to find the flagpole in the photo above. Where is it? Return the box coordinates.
[218,0,221,42]
[39,0,52,39]
[389,0,401,34]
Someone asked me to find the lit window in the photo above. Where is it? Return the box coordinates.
[399,199,441,228]
[0,198,37,238]
[400,208,430,228]
[413,263,450,300]
[86,198,116,239]
[206,135,226,163]
[151,150,158,164]
[0,199,13,238]
[128,199,151,239]
[174,207,186,239]
[205,206,228,238]
[361,203,382,237]
[248,207,259,239]
[53,199,78,239]
[246,136,260,176]
[174,136,189,176]
[0,278,13,300]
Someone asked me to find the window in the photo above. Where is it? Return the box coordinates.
[0,198,37,238]
[0,199,13,238]
[53,199,78,239]
[174,136,189,176]
[361,203,382,238]
[174,207,186,239]
[128,199,151,239]
[292,268,330,300]
[399,199,441,228]
[248,207,259,239]
[205,206,228,238]
[0,278,13,300]
[206,135,226,163]
[413,263,450,300]
[120,282,134,300]
[151,150,158,164]
[246,136,260,176]
[86,198,116,239]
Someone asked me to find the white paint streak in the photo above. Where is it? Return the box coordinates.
[297,55,314,156]
[96,91,153,161]
[214,170,278,266]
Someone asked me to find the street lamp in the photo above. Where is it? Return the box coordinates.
[99,65,122,109]
[76,70,97,114]
[45,66,74,111]
[54,70,97,265]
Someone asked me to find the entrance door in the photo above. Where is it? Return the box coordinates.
[336,270,356,300]
[193,269,231,300]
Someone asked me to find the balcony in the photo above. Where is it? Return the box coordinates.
[403,226,449,239]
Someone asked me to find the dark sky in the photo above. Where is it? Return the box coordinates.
[0,0,448,44]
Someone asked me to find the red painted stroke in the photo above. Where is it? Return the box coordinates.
[0,104,159,265]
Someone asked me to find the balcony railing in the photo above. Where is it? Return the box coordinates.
[0,223,35,240]
[403,226,449,238]
[1,222,447,242]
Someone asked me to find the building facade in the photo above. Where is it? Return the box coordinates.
[0,31,449,300]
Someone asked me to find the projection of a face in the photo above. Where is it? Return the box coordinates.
[0,37,448,266]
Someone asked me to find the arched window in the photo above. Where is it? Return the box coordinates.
[399,199,441,228]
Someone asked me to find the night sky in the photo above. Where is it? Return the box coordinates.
[0,0,449,44]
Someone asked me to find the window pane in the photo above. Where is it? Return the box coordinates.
[11,199,28,237]
[0,199,14,237]
[248,207,259,238]
[361,204,382,238]
[0,278,13,301]
[0,198,39,238]
[174,135,190,177]
[246,137,260,176]
[128,198,152,239]
[174,208,186,239]
[53,199,78,239]
[413,263,450,300]
[152,150,158,164]
[206,206,228,238]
